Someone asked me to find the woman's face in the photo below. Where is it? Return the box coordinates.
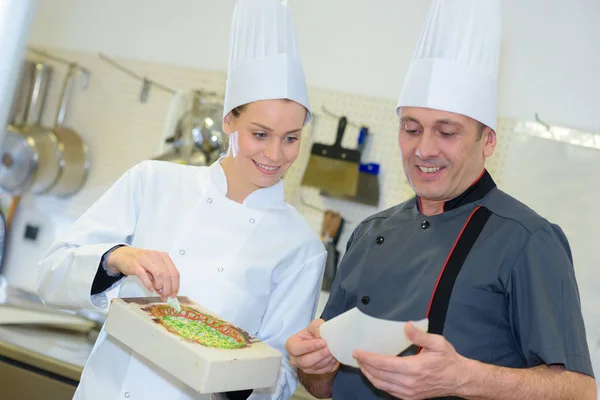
[223,99,306,188]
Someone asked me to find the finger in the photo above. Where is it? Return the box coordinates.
[309,354,336,371]
[359,361,406,385]
[286,331,312,354]
[142,257,165,296]
[286,337,326,357]
[295,329,318,341]
[359,364,407,400]
[354,350,413,374]
[295,347,335,370]
[308,358,339,375]
[161,253,180,297]
[135,268,154,292]
[307,319,325,338]
[405,321,438,350]
[154,255,174,300]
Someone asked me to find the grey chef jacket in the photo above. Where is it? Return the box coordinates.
[321,170,593,399]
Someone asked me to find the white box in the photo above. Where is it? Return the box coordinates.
[104,296,283,394]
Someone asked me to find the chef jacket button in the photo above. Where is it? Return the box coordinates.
[218,267,224,272]
[361,296,371,305]
[207,197,213,204]
[124,393,130,399]
[179,249,185,255]
[249,218,255,224]
[376,236,384,245]
[421,220,430,229]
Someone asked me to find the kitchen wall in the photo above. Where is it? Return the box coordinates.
[28,0,600,132]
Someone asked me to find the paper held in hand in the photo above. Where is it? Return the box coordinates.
[319,307,429,368]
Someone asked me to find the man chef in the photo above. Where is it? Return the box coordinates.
[286,0,596,399]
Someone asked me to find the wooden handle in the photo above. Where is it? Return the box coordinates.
[6,195,21,229]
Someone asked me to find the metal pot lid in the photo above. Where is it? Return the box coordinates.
[0,128,38,194]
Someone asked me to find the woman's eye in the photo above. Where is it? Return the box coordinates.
[254,132,267,140]
[285,136,298,144]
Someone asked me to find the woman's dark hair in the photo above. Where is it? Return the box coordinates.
[230,99,303,119]
[230,104,247,118]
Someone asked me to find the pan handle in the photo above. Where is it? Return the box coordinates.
[333,116,347,148]
[24,62,52,126]
[55,63,76,127]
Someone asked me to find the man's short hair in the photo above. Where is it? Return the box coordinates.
[477,122,487,140]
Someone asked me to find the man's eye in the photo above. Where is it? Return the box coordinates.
[403,124,419,134]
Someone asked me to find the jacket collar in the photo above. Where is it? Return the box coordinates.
[416,169,496,213]
[206,158,287,210]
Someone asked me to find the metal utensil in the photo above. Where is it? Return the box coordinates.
[159,91,227,166]
[0,61,60,196]
[46,64,90,198]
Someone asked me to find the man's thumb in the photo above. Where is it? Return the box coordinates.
[405,321,433,349]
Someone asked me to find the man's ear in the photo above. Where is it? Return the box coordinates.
[483,128,496,158]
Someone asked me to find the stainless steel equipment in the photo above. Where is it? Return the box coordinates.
[156,91,228,166]
[0,61,56,196]
[0,61,90,197]
[45,64,90,197]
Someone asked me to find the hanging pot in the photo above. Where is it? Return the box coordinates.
[0,61,61,196]
[17,60,52,127]
[0,126,38,195]
[45,64,90,198]
[7,60,35,127]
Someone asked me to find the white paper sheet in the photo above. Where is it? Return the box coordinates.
[320,307,428,368]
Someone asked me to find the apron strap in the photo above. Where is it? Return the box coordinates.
[415,206,492,400]
[426,205,492,337]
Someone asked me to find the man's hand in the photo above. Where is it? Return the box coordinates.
[354,321,466,400]
[286,318,340,375]
[106,247,180,301]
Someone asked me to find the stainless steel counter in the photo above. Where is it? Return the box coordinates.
[0,324,94,399]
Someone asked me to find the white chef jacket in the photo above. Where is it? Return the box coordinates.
[37,159,327,400]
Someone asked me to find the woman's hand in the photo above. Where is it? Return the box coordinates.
[106,247,180,301]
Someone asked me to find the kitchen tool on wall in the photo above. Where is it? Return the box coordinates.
[45,63,90,197]
[155,90,227,166]
[321,126,380,206]
[6,60,52,130]
[0,62,90,198]
[0,126,38,195]
[0,61,58,196]
[7,60,36,128]
[320,210,344,292]
[301,116,360,197]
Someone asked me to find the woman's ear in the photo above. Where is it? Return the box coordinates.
[223,112,236,134]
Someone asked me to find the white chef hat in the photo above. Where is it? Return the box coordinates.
[396,0,502,131]
[223,0,311,125]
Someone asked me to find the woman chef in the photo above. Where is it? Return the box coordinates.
[37,0,326,399]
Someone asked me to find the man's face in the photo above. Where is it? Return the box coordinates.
[398,107,496,202]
